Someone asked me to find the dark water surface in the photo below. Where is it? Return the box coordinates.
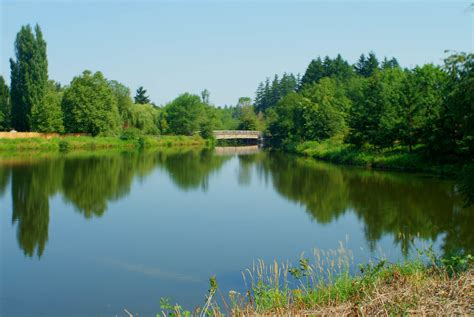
[1,147,472,316]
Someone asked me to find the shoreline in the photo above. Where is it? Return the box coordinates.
[156,252,473,316]
[288,140,469,177]
[0,135,207,153]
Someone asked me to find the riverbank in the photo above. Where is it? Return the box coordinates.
[291,139,467,176]
[158,252,473,316]
[0,135,206,152]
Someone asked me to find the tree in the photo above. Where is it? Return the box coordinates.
[10,24,48,131]
[354,52,379,77]
[129,103,160,135]
[31,80,64,133]
[165,93,206,135]
[267,92,312,145]
[62,71,121,136]
[348,68,405,148]
[434,53,474,156]
[302,78,351,140]
[254,82,265,113]
[301,57,325,88]
[134,86,150,104]
[0,76,11,131]
[382,57,400,69]
[201,89,210,104]
[109,80,133,127]
[237,96,252,108]
[398,65,447,151]
[238,105,258,130]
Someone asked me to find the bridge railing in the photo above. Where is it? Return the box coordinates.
[213,130,262,140]
[213,130,262,135]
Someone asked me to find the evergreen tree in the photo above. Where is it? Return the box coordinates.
[270,74,280,106]
[134,86,151,104]
[382,57,400,69]
[354,52,380,77]
[354,54,367,76]
[301,57,324,87]
[263,78,272,111]
[10,24,48,131]
[254,82,265,113]
[331,54,354,80]
[0,76,11,131]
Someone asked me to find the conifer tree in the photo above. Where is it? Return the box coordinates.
[134,86,151,104]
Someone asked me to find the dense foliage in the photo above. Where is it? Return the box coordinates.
[0,76,10,131]
[262,52,473,160]
[3,23,473,155]
[2,24,259,138]
[62,71,121,136]
[10,24,48,131]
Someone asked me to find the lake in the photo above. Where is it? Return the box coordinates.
[0,147,472,316]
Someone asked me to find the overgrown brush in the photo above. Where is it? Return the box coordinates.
[151,245,473,316]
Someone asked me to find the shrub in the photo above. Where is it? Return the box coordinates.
[120,127,143,141]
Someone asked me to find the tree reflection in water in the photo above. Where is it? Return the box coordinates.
[0,149,472,258]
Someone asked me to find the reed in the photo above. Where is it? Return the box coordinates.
[153,245,473,316]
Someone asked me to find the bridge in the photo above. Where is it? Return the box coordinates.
[213,130,262,140]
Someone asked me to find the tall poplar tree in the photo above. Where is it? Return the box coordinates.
[10,24,48,131]
[0,76,11,131]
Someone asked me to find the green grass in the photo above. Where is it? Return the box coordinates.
[153,247,473,316]
[294,138,461,176]
[0,135,206,153]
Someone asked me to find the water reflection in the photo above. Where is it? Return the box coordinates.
[253,153,474,256]
[0,149,472,258]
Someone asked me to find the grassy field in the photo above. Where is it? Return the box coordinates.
[293,138,463,176]
[155,248,473,316]
[0,135,207,153]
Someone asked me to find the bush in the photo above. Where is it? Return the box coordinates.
[120,128,143,141]
[58,140,70,152]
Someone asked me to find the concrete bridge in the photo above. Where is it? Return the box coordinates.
[213,130,262,140]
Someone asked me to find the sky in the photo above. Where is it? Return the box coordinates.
[1,0,473,106]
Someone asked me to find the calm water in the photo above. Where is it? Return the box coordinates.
[0,147,472,316]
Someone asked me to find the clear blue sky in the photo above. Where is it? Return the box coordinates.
[1,1,472,106]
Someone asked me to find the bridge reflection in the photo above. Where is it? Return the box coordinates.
[214,145,260,156]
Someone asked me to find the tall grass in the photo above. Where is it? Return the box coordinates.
[151,245,473,316]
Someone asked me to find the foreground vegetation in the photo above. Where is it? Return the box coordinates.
[156,248,473,316]
[0,135,206,152]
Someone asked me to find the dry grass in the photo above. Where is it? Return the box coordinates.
[218,269,474,316]
[154,246,473,317]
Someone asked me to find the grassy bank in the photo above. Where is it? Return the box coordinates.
[0,135,207,153]
[292,139,465,176]
[156,249,473,316]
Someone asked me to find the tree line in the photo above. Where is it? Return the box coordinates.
[1,23,472,158]
[255,51,473,159]
[0,24,257,138]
